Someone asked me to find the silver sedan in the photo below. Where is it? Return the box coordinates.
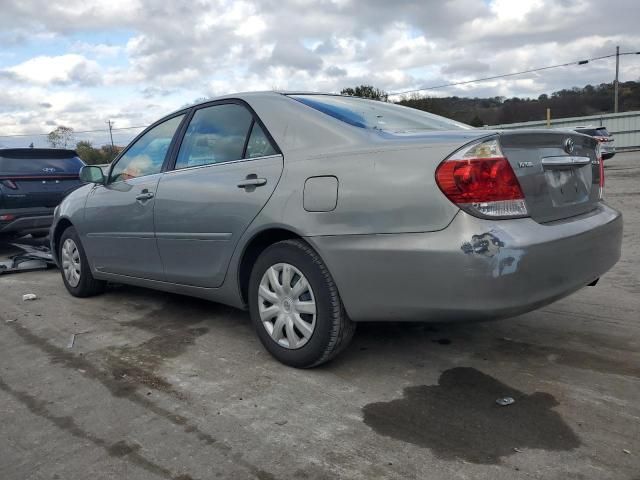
[51,92,622,367]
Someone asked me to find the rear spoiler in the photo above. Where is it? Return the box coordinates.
[0,148,79,159]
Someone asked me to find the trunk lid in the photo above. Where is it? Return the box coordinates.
[498,130,601,223]
[0,149,85,209]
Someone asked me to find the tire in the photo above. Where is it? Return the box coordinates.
[248,239,355,368]
[58,226,106,297]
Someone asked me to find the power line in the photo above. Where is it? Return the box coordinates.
[387,51,640,97]
[0,124,147,139]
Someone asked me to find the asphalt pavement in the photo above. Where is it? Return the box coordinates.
[0,153,638,480]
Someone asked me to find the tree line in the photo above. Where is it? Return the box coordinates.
[47,126,120,164]
[341,81,640,126]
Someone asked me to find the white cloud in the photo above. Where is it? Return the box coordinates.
[5,54,102,86]
[0,0,638,142]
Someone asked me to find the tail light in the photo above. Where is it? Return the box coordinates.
[0,179,18,190]
[0,214,15,222]
[435,138,528,218]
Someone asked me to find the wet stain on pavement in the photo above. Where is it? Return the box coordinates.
[362,367,580,464]
[100,295,211,398]
[484,338,640,379]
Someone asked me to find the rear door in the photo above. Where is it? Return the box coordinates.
[499,130,601,223]
[154,101,283,287]
[0,149,84,210]
[82,113,185,280]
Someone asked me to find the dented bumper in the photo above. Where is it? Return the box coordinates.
[307,204,622,322]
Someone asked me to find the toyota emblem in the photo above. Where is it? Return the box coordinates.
[563,138,575,154]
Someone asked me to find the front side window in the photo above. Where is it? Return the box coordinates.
[175,104,254,169]
[110,114,184,182]
[289,94,471,133]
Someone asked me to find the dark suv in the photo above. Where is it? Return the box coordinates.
[574,126,616,160]
[0,148,85,238]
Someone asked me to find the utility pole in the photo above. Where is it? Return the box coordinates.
[107,120,115,157]
[614,46,620,113]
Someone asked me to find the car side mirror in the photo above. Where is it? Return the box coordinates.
[80,165,105,184]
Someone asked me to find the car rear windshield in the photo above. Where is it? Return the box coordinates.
[577,127,610,137]
[289,95,471,133]
[0,150,84,174]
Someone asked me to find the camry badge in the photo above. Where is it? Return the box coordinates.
[563,138,576,154]
[42,167,56,173]
[518,161,533,168]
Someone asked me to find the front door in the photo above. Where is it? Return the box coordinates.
[154,102,283,287]
[82,114,185,280]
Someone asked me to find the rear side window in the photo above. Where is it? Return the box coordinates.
[290,94,471,133]
[0,152,83,175]
[176,104,254,169]
[246,122,278,158]
[110,114,184,182]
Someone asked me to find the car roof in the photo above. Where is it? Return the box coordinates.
[180,91,362,110]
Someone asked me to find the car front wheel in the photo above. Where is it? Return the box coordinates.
[59,226,105,297]
[248,239,355,368]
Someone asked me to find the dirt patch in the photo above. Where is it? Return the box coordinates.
[0,377,184,480]
[104,324,209,398]
[362,367,580,464]
[100,294,212,398]
[6,320,275,480]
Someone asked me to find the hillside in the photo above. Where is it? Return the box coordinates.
[396,81,640,126]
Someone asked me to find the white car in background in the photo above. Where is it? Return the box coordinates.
[574,126,616,160]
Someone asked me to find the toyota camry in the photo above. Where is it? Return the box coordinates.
[50,92,623,367]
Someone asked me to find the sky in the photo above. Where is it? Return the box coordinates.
[0,0,639,147]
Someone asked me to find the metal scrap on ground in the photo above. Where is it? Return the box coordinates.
[0,243,54,275]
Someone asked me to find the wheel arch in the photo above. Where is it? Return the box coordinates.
[238,227,303,305]
[52,217,74,263]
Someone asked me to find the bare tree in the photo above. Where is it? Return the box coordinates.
[47,126,75,148]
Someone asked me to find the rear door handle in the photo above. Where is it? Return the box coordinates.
[237,175,267,189]
[135,191,154,201]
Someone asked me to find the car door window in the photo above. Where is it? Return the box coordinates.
[245,122,278,158]
[110,114,184,182]
[175,104,253,169]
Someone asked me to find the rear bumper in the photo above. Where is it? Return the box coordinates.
[0,208,54,234]
[307,204,622,322]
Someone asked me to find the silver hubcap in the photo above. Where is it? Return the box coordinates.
[61,238,81,287]
[258,263,317,349]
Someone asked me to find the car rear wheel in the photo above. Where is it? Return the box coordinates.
[248,239,355,368]
[59,226,105,297]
